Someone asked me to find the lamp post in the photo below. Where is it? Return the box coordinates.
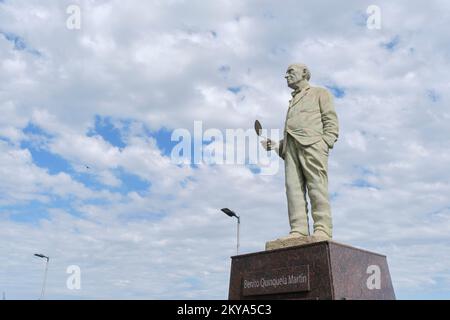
[221,208,240,255]
[34,253,49,300]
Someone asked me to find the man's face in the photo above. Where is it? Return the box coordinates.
[285,67,304,89]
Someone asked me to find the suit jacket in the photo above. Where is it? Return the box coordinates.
[278,84,339,160]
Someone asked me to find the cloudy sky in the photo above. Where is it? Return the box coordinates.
[1,0,450,300]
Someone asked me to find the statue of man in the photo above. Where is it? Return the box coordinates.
[262,63,339,241]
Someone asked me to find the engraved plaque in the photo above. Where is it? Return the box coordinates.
[242,265,310,296]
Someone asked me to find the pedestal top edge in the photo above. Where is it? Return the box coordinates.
[230,240,387,259]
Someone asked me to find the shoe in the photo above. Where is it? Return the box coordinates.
[311,230,331,242]
[276,232,306,242]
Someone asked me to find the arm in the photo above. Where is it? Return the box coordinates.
[319,88,339,149]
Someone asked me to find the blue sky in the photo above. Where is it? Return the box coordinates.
[1,0,450,300]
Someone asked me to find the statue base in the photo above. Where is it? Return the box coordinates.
[266,235,328,250]
[228,240,395,300]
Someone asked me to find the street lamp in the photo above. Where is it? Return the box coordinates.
[221,208,240,255]
[34,253,49,300]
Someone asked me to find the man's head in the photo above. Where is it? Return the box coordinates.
[285,64,311,89]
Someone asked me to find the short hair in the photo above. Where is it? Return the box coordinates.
[288,63,311,81]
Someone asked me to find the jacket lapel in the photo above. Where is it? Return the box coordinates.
[289,85,310,109]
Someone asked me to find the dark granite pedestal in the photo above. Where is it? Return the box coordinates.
[228,241,395,300]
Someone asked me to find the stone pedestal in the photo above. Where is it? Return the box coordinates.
[228,241,395,300]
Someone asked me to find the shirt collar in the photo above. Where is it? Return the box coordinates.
[291,84,310,97]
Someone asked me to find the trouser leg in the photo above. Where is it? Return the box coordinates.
[299,139,332,237]
[284,134,309,236]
